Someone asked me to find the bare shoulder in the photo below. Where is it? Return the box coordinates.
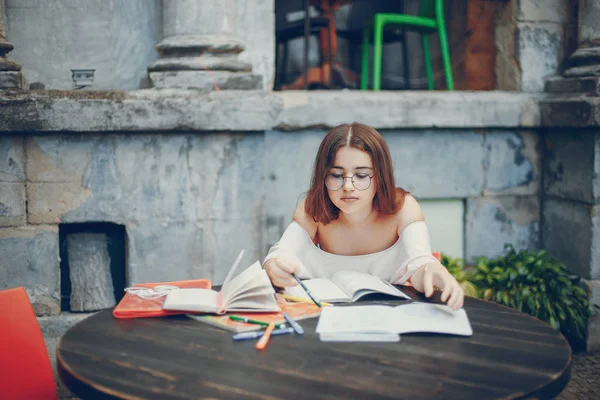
[395,194,425,234]
[292,199,318,240]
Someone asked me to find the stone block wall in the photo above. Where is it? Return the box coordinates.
[496,0,577,92]
[1,126,541,317]
[265,128,541,261]
[543,130,600,280]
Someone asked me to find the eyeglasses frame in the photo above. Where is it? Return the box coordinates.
[324,173,375,191]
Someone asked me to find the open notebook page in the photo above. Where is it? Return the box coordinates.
[285,278,350,303]
[331,271,410,301]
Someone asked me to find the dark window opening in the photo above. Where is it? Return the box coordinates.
[59,222,127,312]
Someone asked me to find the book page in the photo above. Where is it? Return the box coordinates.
[284,278,351,303]
[221,261,266,304]
[162,288,219,313]
[391,303,472,336]
[221,261,279,311]
[226,293,280,312]
[331,271,410,301]
[315,305,396,334]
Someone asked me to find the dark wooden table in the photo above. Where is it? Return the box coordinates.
[57,287,571,399]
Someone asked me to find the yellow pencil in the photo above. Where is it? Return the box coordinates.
[282,294,333,307]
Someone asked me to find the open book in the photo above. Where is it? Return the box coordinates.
[162,260,280,314]
[284,271,410,303]
[316,303,473,341]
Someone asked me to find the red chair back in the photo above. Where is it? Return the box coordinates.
[0,287,57,400]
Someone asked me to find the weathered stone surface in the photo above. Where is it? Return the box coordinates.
[0,182,25,227]
[466,196,540,261]
[38,312,94,338]
[542,199,598,279]
[155,35,245,55]
[566,47,600,69]
[0,136,24,181]
[565,64,600,77]
[149,55,252,72]
[0,225,60,315]
[518,0,568,24]
[0,58,21,71]
[0,70,21,88]
[588,312,600,352]
[128,218,263,285]
[540,97,600,127]
[579,0,600,47]
[162,0,238,39]
[545,75,600,95]
[274,91,542,130]
[0,89,278,132]
[0,91,543,133]
[149,71,262,90]
[483,130,540,195]
[518,22,562,93]
[6,0,161,90]
[544,130,600,204]
[234,0,275,90]
[25,135,93,183]
[67,233,115,311]
[495,0,520,91]
[27,182,92,224]
[382,130,485,198]
[264,129,323,247]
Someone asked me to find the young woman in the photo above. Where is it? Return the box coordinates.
[264,123,464,310]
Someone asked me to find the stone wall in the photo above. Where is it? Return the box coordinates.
[496,0,577,92]
[0,90,543,317]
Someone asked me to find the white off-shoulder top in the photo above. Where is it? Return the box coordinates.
[263,220,438,285]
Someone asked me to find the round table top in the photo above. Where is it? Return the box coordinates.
[57,288,571,399]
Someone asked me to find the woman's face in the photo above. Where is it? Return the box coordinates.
[326,146,376,215]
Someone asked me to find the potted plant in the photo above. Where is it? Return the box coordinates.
[470,245,594,350]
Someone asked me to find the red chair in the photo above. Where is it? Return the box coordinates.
[0,287,57,400]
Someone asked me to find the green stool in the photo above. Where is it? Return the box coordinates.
[361,0,454,91]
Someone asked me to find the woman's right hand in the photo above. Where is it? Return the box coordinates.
[264,254,299,288]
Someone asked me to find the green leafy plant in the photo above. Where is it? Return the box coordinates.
[471,245,593,348]
[441,254,479,298]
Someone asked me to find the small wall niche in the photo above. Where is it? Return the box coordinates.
[59,222,127,312]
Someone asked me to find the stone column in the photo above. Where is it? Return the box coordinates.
[541,0,600,351]
[0,0,22,89]
[149,0,262,90]
[546,0,600,93]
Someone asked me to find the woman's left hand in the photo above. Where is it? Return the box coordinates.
[418,262,464,311]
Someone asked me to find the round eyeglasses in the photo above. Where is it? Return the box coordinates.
[325,173,374,191]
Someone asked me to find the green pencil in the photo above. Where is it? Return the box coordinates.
[228,315,285,328]
[292,273,322,308]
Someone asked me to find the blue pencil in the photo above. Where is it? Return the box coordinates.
[283,312,304,335]
[232,327,294,341]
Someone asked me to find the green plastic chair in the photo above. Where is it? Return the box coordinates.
[361,0,454,91]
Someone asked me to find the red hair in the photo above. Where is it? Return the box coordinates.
[305,123,408,224]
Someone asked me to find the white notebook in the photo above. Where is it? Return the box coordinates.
[316,303,473,340]
[284,271,410,303]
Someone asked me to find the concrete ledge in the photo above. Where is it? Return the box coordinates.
[540,96,600,127]
[274,91,543,130]
[0,89,543,133]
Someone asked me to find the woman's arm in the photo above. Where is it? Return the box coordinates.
[396,195,464,310]
[263,200,316,287]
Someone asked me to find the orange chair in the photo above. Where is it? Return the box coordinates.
[0,287,57,400]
